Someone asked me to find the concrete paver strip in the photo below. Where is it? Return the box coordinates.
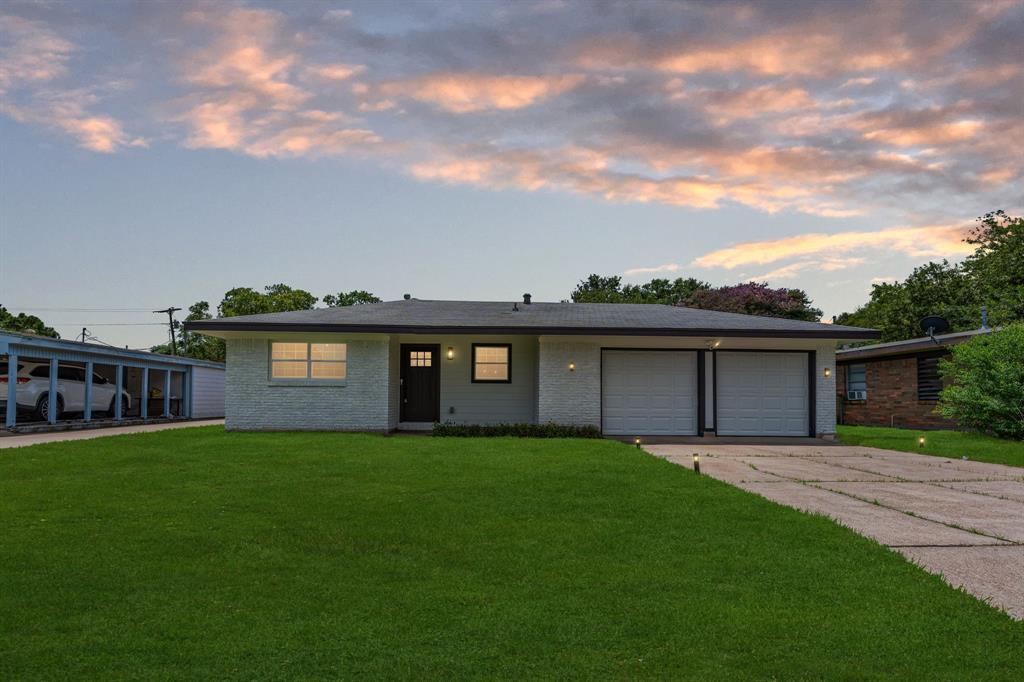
[0,419,225,448]
[816,481,1024,544]
[647,443,1024,619]
[737,481,1006,547]
[897,546,1024,620]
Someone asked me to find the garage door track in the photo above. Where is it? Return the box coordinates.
[645,443,1024,619]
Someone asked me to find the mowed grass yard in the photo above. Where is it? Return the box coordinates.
[837,425,1024,467]
[2,428,1021,680]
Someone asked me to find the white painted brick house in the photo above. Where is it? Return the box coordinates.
[188,297,878,438]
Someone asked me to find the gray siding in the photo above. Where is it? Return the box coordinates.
[190,365,225,418]
[225,337,389,431]
[393,335,538,425]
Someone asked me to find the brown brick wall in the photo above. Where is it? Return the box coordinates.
[836,354,955,429]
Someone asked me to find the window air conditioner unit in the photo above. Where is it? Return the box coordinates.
[847,390,867,401]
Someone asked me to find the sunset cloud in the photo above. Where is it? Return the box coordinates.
[379,73,585,113]
[623,263,682,277]
[693,225,975,270]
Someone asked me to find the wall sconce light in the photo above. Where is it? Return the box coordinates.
[568,361,576,372]
[823,367,831,378]
[446,347,454,360]
[692,453,701,474]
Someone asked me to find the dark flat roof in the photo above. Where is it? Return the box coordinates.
[836,328,992,361]
[185,299,879,340]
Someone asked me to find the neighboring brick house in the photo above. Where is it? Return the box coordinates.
[835,328,992,430]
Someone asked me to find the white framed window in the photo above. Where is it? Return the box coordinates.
[271,342,347,380]
[472,343,511,383]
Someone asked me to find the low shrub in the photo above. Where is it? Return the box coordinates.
[938,323,1024,440]
[432,422,603,438]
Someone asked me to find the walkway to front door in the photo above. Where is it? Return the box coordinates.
[645,443,1024,620]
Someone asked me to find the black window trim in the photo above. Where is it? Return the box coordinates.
[471,343,512,384]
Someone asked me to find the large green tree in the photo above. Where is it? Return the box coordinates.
[0,306,60,338]
[571,275,710,305]
[836,211,1022,342]
[323,290,381,307]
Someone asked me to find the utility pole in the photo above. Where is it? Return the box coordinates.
[153,307,182,355]
[80,327,88,343]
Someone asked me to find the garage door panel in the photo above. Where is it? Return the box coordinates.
[717,352,808,436]
[602,351,698,435]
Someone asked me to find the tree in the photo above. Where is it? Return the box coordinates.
[962,210,1024,325]
[937,323,1024,440]
[683,282,822,321]
[323,290,381,307]
[218,284,318,318]
[0,306,59,338]
[836,262,980,341]
[571,274,709,304]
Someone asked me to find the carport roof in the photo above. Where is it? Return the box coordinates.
[185,299,879,340]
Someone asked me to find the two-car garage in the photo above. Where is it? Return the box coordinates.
[601,349,812,437]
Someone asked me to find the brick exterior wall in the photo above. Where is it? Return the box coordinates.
[225,337,390,431]
[836,354,954,429]
[537,339,601,427]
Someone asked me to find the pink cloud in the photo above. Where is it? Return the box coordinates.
[379,73,585,113]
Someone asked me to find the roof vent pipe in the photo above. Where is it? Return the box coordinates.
[523,293,532,305]
[403,293,411,300]
[981,306,988,329]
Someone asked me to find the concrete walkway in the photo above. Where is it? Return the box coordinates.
[645,443,1024,619]
[0,419,224,448]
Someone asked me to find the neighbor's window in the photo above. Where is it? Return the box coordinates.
[472,344,511,382]
[917,356,943,401]
[271,342,347,380]
[847,364,867,397]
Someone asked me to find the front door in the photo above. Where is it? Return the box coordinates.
[400,344,440,422]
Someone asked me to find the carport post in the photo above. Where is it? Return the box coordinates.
[5,352,17,427]
[114,365,123,420]
[48,358,58,424]
[83,360,93,421]
[182,370,191,418]
[140,369,149,420]
[163,369,171,418]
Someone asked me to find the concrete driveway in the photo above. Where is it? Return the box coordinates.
[645,443,1024,620]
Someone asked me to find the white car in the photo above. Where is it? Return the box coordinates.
[1,361,131,421]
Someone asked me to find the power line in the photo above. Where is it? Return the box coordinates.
[50,322,167,326]
[6,306,157,312]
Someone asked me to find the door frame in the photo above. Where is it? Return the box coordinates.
[399,343,441,423]
[712,349,815,438]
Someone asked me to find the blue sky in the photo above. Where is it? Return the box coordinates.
[1,0,1020,347]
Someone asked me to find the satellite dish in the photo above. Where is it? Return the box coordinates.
[920,315,950,339]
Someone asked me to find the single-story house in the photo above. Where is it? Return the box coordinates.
[186,296,878,438]
[835,327,992,429]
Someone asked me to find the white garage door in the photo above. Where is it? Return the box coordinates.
[602,351,698,435]
[717,352,808,436]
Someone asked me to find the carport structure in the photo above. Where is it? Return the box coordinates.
[2,330,224,429]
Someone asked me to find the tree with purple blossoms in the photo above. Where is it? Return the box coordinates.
[683,282,822,321]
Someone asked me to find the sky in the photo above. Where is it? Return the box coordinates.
[1,0,1021,348]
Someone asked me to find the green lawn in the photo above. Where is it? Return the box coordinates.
[837,425,1024,467]
[2,428,1021,680]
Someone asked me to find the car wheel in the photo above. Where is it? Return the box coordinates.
[34,394,64,422]
[108,396,129,418]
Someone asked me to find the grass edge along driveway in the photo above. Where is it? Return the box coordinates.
[837,424,1024,467]
[2,427,1022,680]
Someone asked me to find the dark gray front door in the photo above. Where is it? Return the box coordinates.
[400,344,440,422]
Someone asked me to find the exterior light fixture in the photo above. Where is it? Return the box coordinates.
[918,436,926,448]
[823,367,831,378]
[707,340,721,349]
[446,347,454,360]
[635,437,641,449]
[569,362,576,372]
[692,453,701,474]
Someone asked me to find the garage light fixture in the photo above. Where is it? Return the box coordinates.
[568,361,576,372]
[823,367,831,378]
[707,340,721,349]
[446,347,454,360]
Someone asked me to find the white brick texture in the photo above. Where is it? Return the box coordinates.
[537,339,601,426]
[225,338,390,431]
[815,343,837,436]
